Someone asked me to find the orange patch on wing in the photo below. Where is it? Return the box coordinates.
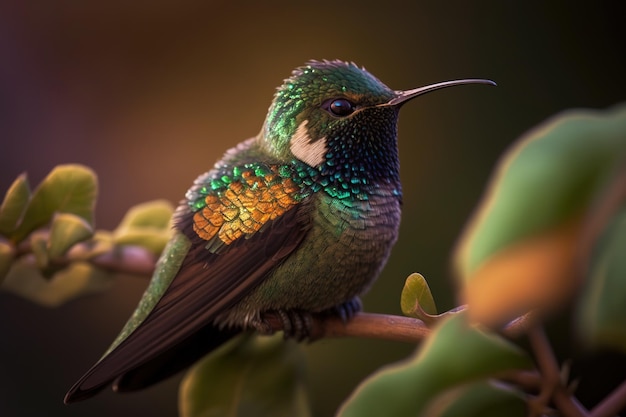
[192,175,300,245]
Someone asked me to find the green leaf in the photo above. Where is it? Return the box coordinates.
[179,334,311,417]
[11,165,98,243]
[577,205,626,353]
[454,104,626,326]
[113,200,174,254]
[424,380,527,417]
[0,173,31,237]
[115,199,174,230]
[1,260,112,307]
[0,240,15,283]
[30,231,49,270]
[400,273,437,318]
[113,229,172,255]
[456,104,626,277]
[337,313,532,417]
[48,213,94,259]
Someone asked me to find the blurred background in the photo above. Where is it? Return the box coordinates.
[1,1,625,416]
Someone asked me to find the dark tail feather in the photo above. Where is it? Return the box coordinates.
[64,379,109,404]
[64,325,239,403]
[112,325,239,392]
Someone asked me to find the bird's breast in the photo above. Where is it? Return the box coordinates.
[225,182,402,325]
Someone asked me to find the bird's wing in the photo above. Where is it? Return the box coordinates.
[65,163,313,402]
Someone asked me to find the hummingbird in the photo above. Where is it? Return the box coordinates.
[64,60,494,403]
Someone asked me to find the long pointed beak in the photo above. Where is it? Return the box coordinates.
[386,79,496,106]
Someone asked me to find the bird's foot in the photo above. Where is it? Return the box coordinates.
[253,309,314,342]
[323,297,362,323]
[277,309,314,341]
[252,297,362,342]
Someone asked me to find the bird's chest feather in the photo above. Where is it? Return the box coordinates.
[186,156,402,325]
[229,185,402,321]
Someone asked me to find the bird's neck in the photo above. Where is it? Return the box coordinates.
[289,157,402,203]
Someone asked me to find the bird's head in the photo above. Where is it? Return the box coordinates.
[262,60,494,182]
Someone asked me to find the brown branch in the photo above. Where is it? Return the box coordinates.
[72,246,157,276]
[16,237,540,348]
[17,238,542,348]
[317,312,433,342]
[499,369,543,393]
[13,238,536,345]
[261,309,537,346]
[501,311,537,338]
[528,326,589,417]
[262,311,432,343]
[15,240,158,277]
[590,378,626,417]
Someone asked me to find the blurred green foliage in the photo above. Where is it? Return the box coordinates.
[337,312,532,417]
[179,334,310,417]
[0,165,173,305]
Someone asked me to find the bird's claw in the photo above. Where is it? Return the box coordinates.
[254,309,314,341]
[328,297,362,323]
[276,309,313,341]
[254,297,362,341]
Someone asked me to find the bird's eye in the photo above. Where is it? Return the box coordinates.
[325,98,355,117]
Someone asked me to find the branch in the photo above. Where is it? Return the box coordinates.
[16,239,538,347]
[528,326,589,417]
[261,309,536,345]
[15,240,158,277]
[12,238,534,344]
[69,245,157,276]
[263,311,432,343]
[15,236,539,348]
[590,378,626,417]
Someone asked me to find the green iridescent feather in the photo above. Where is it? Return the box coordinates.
[263,61,394,158]
[103,232,191,357]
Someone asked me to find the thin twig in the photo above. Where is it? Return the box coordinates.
[590,378,626,417]
[261,309,539,345]
[262,312,432,343]
[528,326,589,417]
[75,246,157,276]
[499,369,543,393]
[15,240,158,277]
[502,311,537,338]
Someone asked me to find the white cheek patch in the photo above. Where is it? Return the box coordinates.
[290,120,327,167]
